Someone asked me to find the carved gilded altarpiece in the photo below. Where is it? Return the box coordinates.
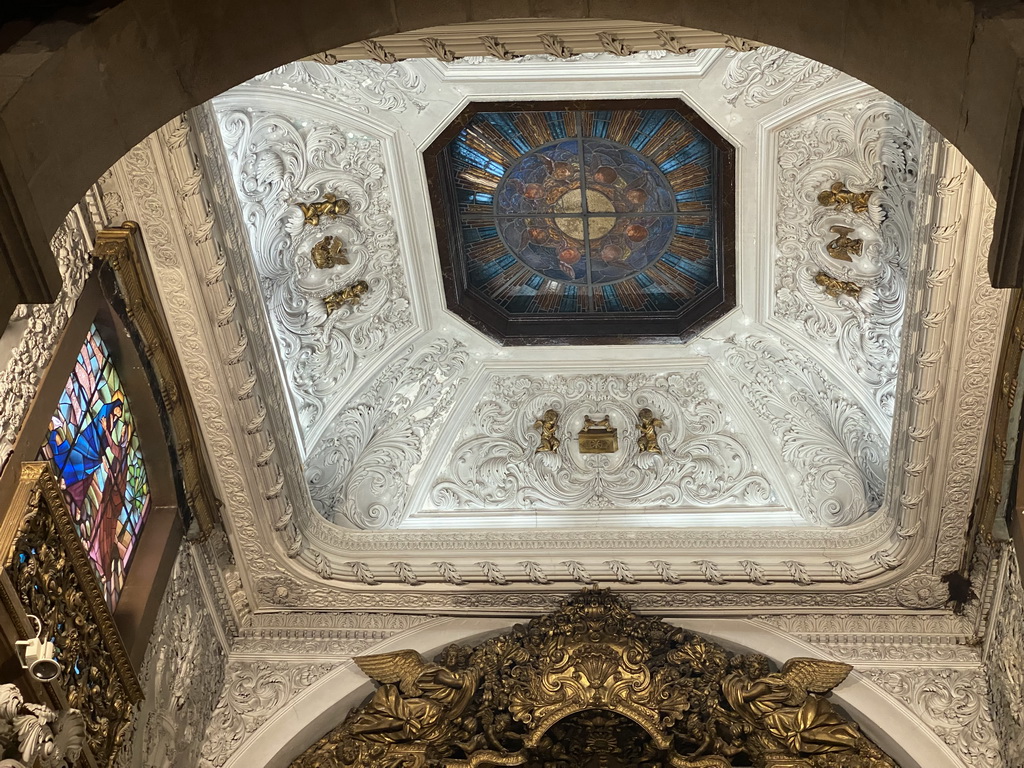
[294,591,896,768]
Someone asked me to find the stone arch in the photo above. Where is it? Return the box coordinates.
[1,2,1022,284]
[216,607,965,768]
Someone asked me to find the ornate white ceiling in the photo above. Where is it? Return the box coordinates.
[99,40,1009,612]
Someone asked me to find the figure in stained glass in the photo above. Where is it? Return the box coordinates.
[39,324,151,608]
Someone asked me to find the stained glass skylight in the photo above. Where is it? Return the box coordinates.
[39,324,151,609]
[425,100,735,344]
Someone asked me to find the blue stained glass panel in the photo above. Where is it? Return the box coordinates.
[39,324,151,609]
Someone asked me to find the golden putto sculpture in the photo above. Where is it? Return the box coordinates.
[533,409,561,453]
[324,280,369,315]
[814,272,862,300]
[636,408,663,453]
[824,225,863,262]
[299,193,351,227]
[293,591,896,768]
[816,181,872,214]
[311,235,349,269]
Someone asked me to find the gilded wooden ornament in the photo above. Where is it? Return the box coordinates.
[636,408,663,453]
[1,463,142,768]
[310,235,348,269]
[816,182,872,214]
[532,409,561,453]
[299,193,351,227]
[94,224,219,535]
[291,591,896,768]
[824,226,862,262]
[814,272,861,299]
[324,280,369,315]
[578,414,618,454]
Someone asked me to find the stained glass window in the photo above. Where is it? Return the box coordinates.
[425,100,734,343]
[39,323,151,609]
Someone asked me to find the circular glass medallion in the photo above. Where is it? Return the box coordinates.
[495,138,677,285]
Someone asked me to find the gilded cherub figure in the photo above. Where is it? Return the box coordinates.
[814,272,861,299]
[346,649,480,745]
[720,657,867,757]
[817,181,872,213]
[636,408,663,453]
[825,225,862,262]
[310,235,348,269]
[533,409,561,453]
[299,193,350,227]
[324,280,368,315]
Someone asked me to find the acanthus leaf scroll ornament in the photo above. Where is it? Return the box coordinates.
[428,372,775,516]
[214,107,414,434]
[773,97,920,420]
[291,591,897,768]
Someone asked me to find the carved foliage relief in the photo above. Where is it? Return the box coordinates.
[428,371,777,514]
[214,107,413,438]
[118,546,225,768]
[0,207,94,464]
[712,334,887,526]
[773,96,923,419]
[723,46,841,108]
[987,550,1024,768]
[305,340,467,528]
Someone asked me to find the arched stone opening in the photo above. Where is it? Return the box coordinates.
[219,596,965,768]
[1,1,1024,314]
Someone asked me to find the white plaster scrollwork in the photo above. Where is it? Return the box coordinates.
[773,96,922,419]
[0,207,95,464]
[199,663,334,768]
[249,60,428,115]
[428,371,775,516]
[714,334,886,526]
[861,668,1001,767]
[214,107,414,437]
[0,683,84,768]
[304,340,467,528]
[119,546,226,768]
[988,549,1024,767]
[723,46,839,107]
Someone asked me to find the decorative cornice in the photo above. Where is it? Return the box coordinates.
[95,223,220,536]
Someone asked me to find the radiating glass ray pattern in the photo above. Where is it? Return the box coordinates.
[445,106,720,316]
[38,324,151,609]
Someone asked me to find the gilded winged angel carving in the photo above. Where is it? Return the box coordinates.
[721,658,867,756]
[350,650,480,743]
[292,592,897,768]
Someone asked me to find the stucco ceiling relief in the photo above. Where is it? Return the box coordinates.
[420,369,783,527]
[90,49,1007,610]
[772,96,924,420]
[215,107,417,443]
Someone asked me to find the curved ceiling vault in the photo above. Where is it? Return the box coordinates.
[99,25,1009,613]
